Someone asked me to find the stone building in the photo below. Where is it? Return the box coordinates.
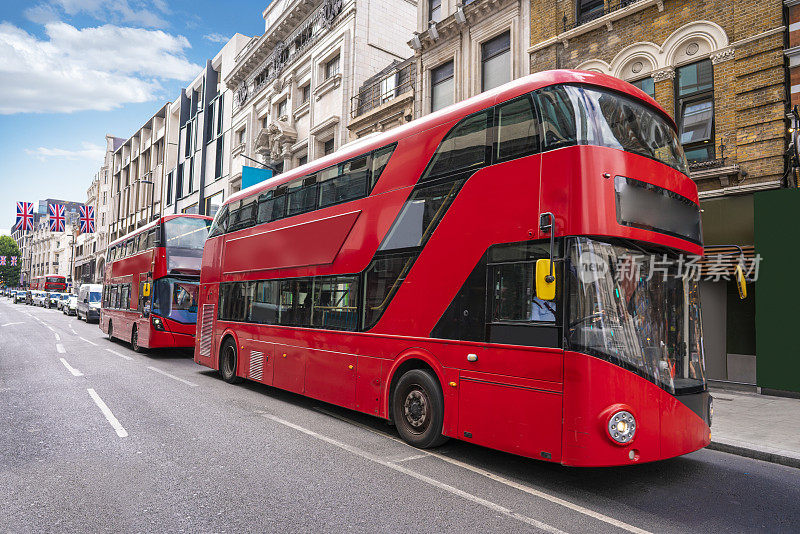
[225,0,417,188]
[110,104,169,242]
[528,0,788,386]
[408,0,530,116]
[16,199,83,285]
[347,57,415,140]
[163,34,251,217]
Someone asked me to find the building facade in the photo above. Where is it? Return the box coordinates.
[409,0,531,116]
[225,0,417,188]
[163,34,251,217]
[528,0,788,386]
[347,56,415,139]
[110,105,169,243]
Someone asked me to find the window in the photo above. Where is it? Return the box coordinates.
[176,164,184,199]
[481,31,511,91]
[300,84,311,104]
[298,154,308,167]
[676,59,714,163]
[370,144,395,188]
[423,110,491,180]
[166,171,174,205]
[325,55,340,79]
[431,61,454,112]
[313,276,358,330]
[577,0,604,24]
[216,96,224,137]
[495,95,540,161]
[205,191,223,218]
[279,279,313,326]
[277,99,287,118]
[187,157,194,194]
[429,0,441,22]
[185,122,193,157]
[286,178,318,216]
[261,116,269,129]
[250,280,279,324]
[237,128,246,145]
[324,138,335,155]
[363,253,415,329]
[319,156,369,208]
[215,137,224,179]
[631,77,655,98]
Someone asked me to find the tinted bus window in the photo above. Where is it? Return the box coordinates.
[363,253,415,329]
[423,110,492,181]
[495,95,540,161]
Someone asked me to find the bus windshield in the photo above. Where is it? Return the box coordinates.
[152,277,199,324]
[163,217,211,250]
[535,84,689,175]
[567,237,706,395]
[46,277,64,284]
[162,217,211,273]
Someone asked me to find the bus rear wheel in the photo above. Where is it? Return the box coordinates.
[220,339,243,384]
[392,369,448,449]
[131,326,144,353]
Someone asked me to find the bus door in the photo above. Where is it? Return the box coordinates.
[456,241,564,461]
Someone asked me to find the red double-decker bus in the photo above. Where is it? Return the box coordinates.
[100,214,211,352]
[31,275,67,292]
[194,70,711,467]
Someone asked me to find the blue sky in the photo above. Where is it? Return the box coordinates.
[0,0,269,233]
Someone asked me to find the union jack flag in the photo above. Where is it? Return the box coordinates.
[15,202,34,232]
[49,203,66,232]
[79,205,95,234]
[0,257,5,266]
[10,257,17,266]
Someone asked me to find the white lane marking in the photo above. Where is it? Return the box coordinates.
[87,388,128,438]
[315,408,651,534]
[70,325,77,334]
[262,413,567,534]
[79,337,97,346]
[56,343,66,354]
[54,333,60,341]
[106,348,133,361]
[59,358,83,377]
[147,366,199,387]
[394,454,429,463]
[46,325,55,332]
[1,322,24,327]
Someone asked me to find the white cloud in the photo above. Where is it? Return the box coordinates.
[203,32,229,44]
[25,142,106,161]
[0,21,201,114]
[26,0,169,29]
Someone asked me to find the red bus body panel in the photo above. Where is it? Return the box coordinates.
[195,70,709,466]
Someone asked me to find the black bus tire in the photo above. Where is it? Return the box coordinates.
[107,321,113,340]
[391,369,448,449]
[131,326,144,353]
[220,338,243,384]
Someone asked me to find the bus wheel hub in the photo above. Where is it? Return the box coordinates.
[404,390,427,427]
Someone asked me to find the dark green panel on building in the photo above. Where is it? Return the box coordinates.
[754,188,800,393]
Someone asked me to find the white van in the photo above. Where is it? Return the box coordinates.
[77,284,102,322]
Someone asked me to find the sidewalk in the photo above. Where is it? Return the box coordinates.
[708,387,800,468]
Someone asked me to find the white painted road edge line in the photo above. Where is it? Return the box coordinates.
[87,388,128,438]
[79,337,97,346]
[147,366,199,387]
[56,343,66,354]
[1,322,24,327]
[54,333,60,341]
[314,408,652,534]
[262,413,567,534]
[59,358,83,377]
[105,348,133,361]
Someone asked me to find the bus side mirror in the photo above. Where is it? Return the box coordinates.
[536,259,556,301]
[142,283,151,297]
[734,264,747,300]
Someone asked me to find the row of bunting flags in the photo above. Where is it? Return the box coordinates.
[15,202,95,234]
[0,256,18,266]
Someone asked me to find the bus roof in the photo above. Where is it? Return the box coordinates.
[226,69,674,206]
[108,213,212,249]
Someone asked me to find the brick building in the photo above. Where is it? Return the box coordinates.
[528,0,788,386]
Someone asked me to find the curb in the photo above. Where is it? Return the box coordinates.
[708,441,800,469]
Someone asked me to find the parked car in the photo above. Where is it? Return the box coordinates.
[77,284,101,322]
[64,294,78,315]
[13,291,25,304]
[47,292,61,309]
[57,293,70,311]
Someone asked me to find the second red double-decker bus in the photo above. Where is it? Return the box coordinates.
[100,214,211,352]
[194,70,711,467]
[31,275,67,292]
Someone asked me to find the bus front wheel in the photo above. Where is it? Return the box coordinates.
[220,339,243,384]
[392,369,448,449]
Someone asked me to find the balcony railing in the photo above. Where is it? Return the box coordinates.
[351,65,414,118]
[563,0,642,32]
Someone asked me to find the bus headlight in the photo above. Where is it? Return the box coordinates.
[608,410,636,444]
[152,315,165,331]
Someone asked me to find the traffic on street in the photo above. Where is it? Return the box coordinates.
[2,296,799,533]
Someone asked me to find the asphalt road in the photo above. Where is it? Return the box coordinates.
[1,298,799,533]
